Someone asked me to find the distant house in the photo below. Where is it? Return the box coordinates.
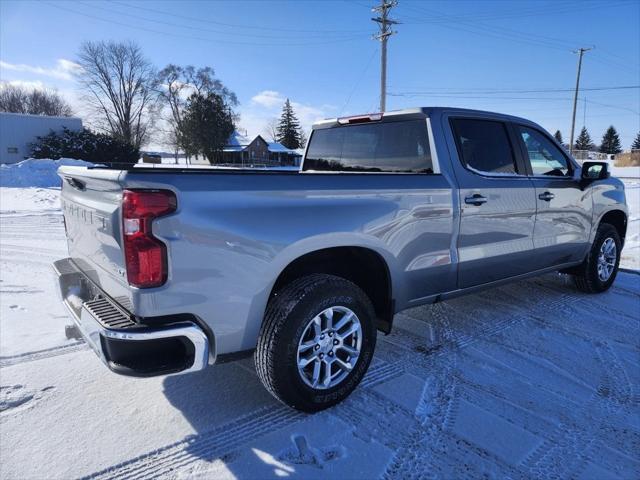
[222,131,302,167]
[0,112,83,164]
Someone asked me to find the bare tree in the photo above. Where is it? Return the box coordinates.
[299,129,308,149]
[155,65,237,155]
[263,117,279,143]
[76,40,157,149]
[0,83,73,116]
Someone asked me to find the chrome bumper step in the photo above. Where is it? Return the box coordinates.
[53,258,211,377]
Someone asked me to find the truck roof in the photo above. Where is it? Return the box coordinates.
[312,107,534,129]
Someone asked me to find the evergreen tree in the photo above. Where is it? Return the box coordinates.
[182,92,235,164]
[553,130,563,144]
[631,131,640,150]
[276,99,302,149]
[599,125,622,154]
[574,127,595,151]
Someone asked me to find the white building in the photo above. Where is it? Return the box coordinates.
[0,112,83,164]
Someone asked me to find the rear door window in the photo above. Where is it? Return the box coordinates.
[516,125,571,176]
[303,119,433,173]
[451,118,519,175]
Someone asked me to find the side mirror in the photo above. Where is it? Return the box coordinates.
[581,161,610,181]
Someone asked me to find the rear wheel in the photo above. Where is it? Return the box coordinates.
[255,274,376,412]
[572,223,621,293]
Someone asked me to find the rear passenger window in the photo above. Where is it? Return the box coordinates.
[304,120,433,173]
[451,118,518,175]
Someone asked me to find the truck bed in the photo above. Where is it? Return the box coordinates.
[58,164,456,354]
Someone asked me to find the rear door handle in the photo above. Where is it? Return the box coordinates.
[538,192,555,201]
[464,194,488,206]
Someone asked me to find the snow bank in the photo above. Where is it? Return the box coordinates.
[609,164,640,178]
[0,158,93,188]
[0,187,61,214]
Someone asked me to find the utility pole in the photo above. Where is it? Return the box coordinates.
[569,47,592,155]
[372,0,398,113]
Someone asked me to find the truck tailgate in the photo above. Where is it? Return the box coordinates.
[58,166,132,308]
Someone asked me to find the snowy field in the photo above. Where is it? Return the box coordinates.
[1,162,639,479]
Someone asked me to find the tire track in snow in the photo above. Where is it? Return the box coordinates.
[0,342,88,367]
[382,313,460,480]
[82,362,395,480]
[94,407,306,480]
[518,340,635,478]
[0,246,65,259]
[382,282,588,479]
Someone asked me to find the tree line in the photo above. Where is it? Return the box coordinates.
[554,126,639,154]
[1,40,307,165]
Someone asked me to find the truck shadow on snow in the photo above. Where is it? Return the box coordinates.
[158,272,637,478]
[162,358,279,439]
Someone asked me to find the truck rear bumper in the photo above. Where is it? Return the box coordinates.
[53,258,210,377]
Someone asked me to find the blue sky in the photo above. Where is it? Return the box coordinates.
[1,0,638,149]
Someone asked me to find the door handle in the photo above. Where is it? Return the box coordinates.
[464,194,488,206]
[538,192,555,201]
[65,177,86,191]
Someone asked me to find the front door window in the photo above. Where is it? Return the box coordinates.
[517,126,571,176]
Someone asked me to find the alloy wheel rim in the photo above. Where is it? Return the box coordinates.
[597,237,617,282]
[296,306,362,390]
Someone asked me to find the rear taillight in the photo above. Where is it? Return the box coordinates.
[122,189,177,288]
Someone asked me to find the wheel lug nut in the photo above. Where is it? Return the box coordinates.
[328,332,333,337]
[319,353,324,359]
[333,339,339,345]
[329,351,334,356]
[314,344,320,350]
[320,334,325,340]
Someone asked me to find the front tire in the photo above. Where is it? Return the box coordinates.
[255,274,377,412]
[572,223,621,293]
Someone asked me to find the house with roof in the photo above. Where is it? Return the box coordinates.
[222,131,302,167]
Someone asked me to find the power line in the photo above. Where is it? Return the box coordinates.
[76,1,356,41]
[339,47,379,116]
[399,2,639,78]
[109,0,369,37]
[585,98,640,115]
[44,1,365,47]
[372,0,399,112]
[390,94,576,101]
[401,1,635,27]
[400,1,638,60]
[388,91,639,115]
[389,86,640,95]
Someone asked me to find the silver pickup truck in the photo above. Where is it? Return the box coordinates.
[54,107,628,411]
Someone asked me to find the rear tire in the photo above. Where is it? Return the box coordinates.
[572,223,621,293]
[255,274,376,412]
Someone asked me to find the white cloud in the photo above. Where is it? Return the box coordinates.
[0,79,47,90]
[0,58,82,81]
[251,90,285,108]
[242,90,334,139]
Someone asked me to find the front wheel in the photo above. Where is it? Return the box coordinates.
[572,223,621,293]
[255,274,377,412]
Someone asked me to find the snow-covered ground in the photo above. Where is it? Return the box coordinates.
[0,163,639,479]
